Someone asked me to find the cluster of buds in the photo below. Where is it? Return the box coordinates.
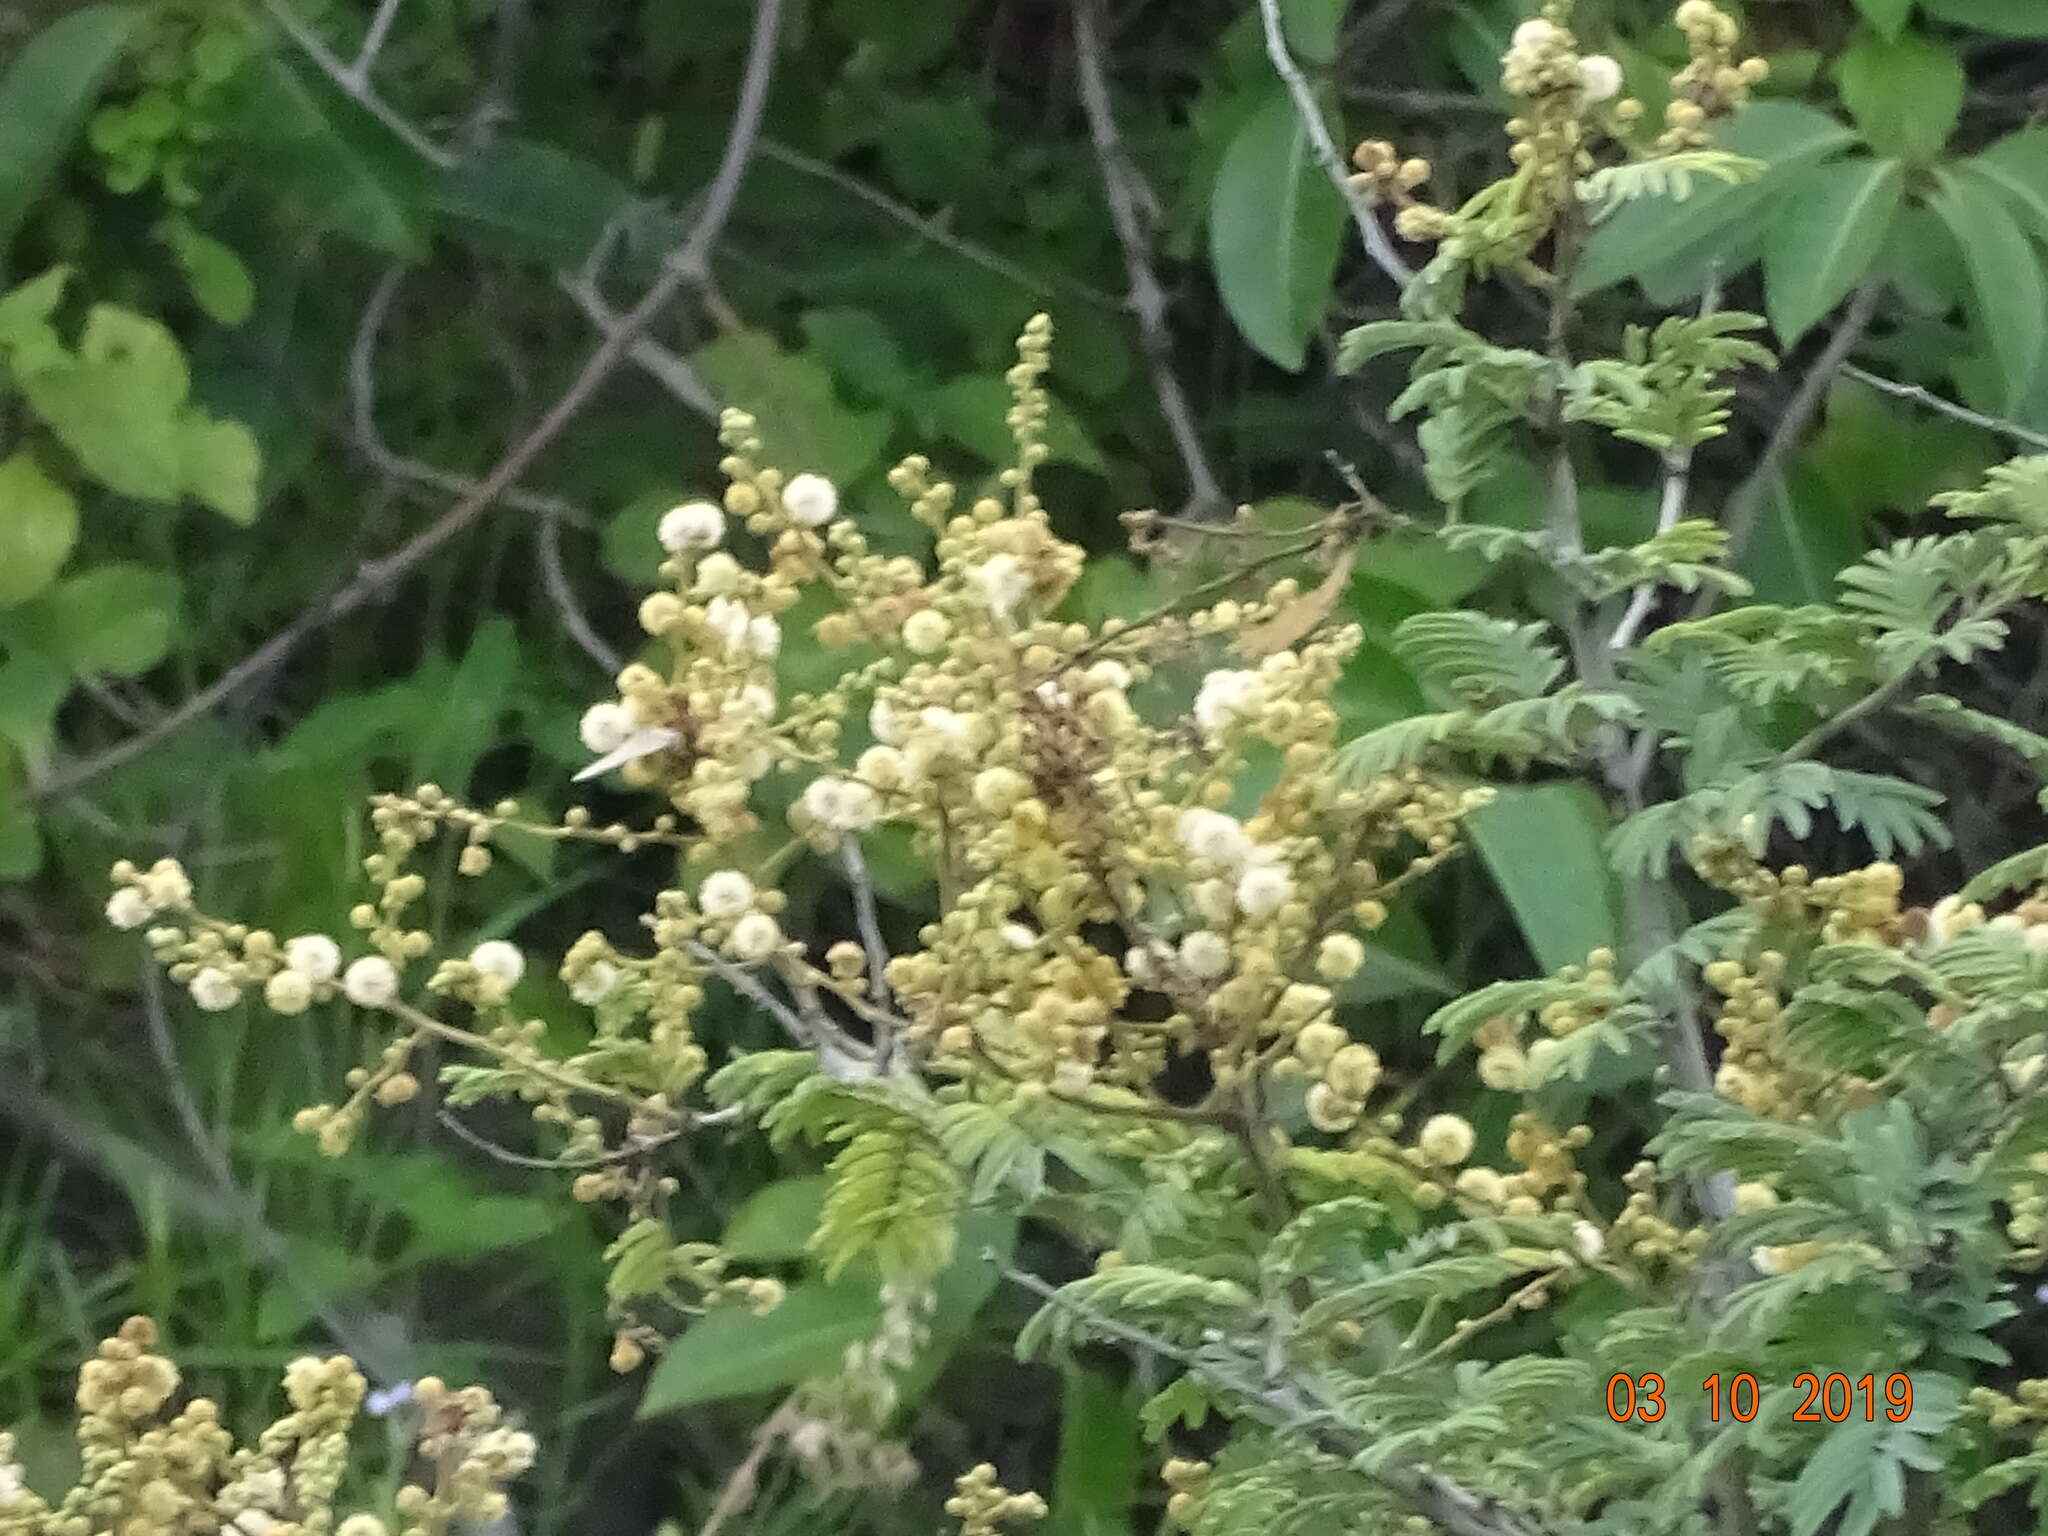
[0,1318,529,1536]
[1968,1379,2048,1437]
[1604,1161,1707,1271]
[1348,139,1438,240]
[1160,1457,1211,1528]
[944,1464,1047,1536]
[1661,1,1769,151]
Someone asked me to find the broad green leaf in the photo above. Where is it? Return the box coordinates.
[1762,157,1902,343]
[158,219,254,325]
[1969,128,2048,245]
[0,647,70,769]
[20,305,187,499]
[1740,467,1867,606]
[1932,168,2048,412]
[1851,0,1915,39]
[0,748,43,880]
[641,1213,1012,1414]
[1279,0,1348,64]
[228,57,427,258]
[181,414,262,524]
[0,452,79,608]
[1836,30,1962,165]
[0,266,71,373]
[1468,782,1622,973]
[412,615,518,790]
[435,137,636,267]
[40,564,181,676]
[720,1175,829,1263]
[919,375,1106,471]
[690,330,893,486]
[1049,1364,1142,1536]
[1575,101,1856,294]
[0,6,139,252]
[1208,89,1345,372]
[1921,0,2048,34]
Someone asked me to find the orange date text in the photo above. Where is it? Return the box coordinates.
[1603,1373,1914,1424]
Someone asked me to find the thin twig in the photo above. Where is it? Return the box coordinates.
[538,507,623,674]
[256,0,454,166]
[555,272,720,419]
[838,842,897,1068]
[757,140,1118,309]
[1707,281,1882,593]
[31,0,786,806]
[1071,0,1228,519]
[1841,362,2048,452]
[999,1265,1556,1536]
[346,0,406,85]
[1611,278,1723,651]
[1253,0,1414,290]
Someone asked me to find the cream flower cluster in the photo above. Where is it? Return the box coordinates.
[0,1317,529,1536]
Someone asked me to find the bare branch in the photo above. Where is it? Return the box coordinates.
[1071,0,1228,519]
[1253,0,1414,290]
[255,0,454,167]
[30,0,787,806]
[345,0,406,86]
[1841,362,2048,452]
[538,506,623,675]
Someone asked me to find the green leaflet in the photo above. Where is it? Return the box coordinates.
[1208,89,1345,372]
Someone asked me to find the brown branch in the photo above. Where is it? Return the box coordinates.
[1071,0,1228,519]
[30,0,787,806]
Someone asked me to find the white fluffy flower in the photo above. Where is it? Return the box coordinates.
[782,473,839,527]
[571,961,622,1006]
[343,956,400,1008]
[1417,1113,1476,1167]
[747,615,781,657]
[106,887,154,929]
[285,934,343,982]
[801,776,881,832]
[705,596,752,653]
[903,609,951,654]
[469,940,525,986]
[1577,53,1623,102]
[969,554,1031,621]
[1123,946,1157,985]
[700,870,757,919]
[658,501,726,552]
[1316,933,1366,980]
[1511,17,1562,51]
[580,702,636,754]
[1193,669,1261,733]
[694,551,743,596]
[1002,922,1039,950]
[1179,930,1232,980]
[190,967,242,1012]
[141,858,192,910]
[1236,862,1295,917]
[729,911,783,961]
[1177,808,1251,868]
[264,969,314,1016]
[736,683,777,717]
[870,698,905,744]
[1572,1219,1605,1262]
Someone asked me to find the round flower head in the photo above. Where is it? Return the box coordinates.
[700,870,756,919]
[265,969,315,1016]
[782,473,839,527]
[106,887,153,929]
[729,912,783,961]
[285,934,343,982]
[694,552,743,595]
[903,609,951,655]
[969,554,1031,621]
[1179,930,1232,980]
[1177,808,1250,868]
[570,961,621,1005]
[748,615,782,658]
[658,500,725,552]
[1194,669,1260,733]
[469,941,525,986]
[1417,1113,1477,1167]
[190,967,242,1012]
[1236,863,1294,917]
[343,956,400,1008]
[1577,53,1623,102]
[801,776,881,833]
[580,702,636,755]
[1316,933,1366,981]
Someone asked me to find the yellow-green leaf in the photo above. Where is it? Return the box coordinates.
[0,452,79,608]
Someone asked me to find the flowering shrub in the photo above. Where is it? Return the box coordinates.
[0,1317,530,1536]
[94,4,2048,1534]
